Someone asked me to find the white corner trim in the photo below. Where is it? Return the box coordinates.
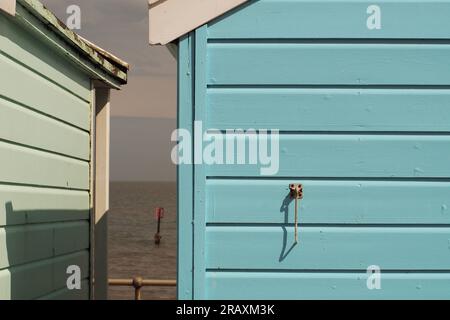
[149,0,249,45]
[0,0,16,16]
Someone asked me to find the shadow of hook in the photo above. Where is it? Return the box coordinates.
[279,194,297,262]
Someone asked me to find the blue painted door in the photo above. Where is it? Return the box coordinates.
[186,0,450,299]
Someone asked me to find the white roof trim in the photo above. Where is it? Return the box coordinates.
[149,0,249,45]
[0,0,16,16]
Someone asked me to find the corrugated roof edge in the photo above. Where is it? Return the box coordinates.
[16,0,129,86]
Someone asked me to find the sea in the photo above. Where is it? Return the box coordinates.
[108,182,177,300]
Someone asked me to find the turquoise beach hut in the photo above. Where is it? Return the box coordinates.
[149,0,450,299]
[1,0,128,299]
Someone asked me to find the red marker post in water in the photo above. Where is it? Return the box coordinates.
[154,207,164,245]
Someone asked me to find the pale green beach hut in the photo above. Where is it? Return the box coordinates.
[1,0,128,299]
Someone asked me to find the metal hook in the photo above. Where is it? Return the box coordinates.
[289,184,303,243]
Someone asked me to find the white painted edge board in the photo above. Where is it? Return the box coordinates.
[0,0,16,16]
[148,0,249,45]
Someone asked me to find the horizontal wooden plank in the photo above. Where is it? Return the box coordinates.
[0,54,90,131]
[0,185,89,227]
[0,141,89,189]
[206,272,450,300]
[208,43,450,85]
[208,0,450,40]
[0,96,90,159]
[207,135,450,178]
[0,251,89,300]
[206,180,450,224]
[0,13,91,100]
[38,280,90,300]
[0,221,89,269]
[206,226,450,270]
[207,88,450,131]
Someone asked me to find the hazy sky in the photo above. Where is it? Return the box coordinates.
[41,0,177,181]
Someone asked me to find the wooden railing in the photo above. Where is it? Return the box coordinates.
[109,277,176,300]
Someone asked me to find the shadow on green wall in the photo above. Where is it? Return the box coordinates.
[1,201,91,300]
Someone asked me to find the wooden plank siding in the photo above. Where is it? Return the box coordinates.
[37,280,90,300]
[206,180,450,224]
[207,0,450,39]
[206,135,450,178]
[0,7,91,101]
[177,33,195,299]
[184,0,450,299]
[206,226,450,270]
[0,96,90,159]
[0,5,91,300]
[208,43,450,85]
[207,88,450,132]
[205,272,450,300]
[0,251,89,300]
